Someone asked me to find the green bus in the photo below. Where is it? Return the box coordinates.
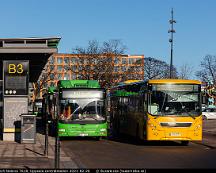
[44,80,107,139]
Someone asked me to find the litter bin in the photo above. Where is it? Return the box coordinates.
[20,114,36,143]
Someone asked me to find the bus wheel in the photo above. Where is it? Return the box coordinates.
[181,141,189,146]
[95,137,101,141]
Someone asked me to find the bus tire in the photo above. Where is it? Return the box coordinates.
[181,141,189,146]
[95,137,101,141]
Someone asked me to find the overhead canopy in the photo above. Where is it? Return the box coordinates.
[0,37,61,82]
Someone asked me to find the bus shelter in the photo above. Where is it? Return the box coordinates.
[0,37,61,141]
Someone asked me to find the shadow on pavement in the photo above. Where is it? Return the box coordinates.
[59,136,103,141]
[107,133,183,147]
[57,133,183,147]
[25,148,44,156]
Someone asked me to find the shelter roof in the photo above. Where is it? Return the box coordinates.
[0,37,61,82]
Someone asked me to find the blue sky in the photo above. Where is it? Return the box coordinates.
[0,0,216,77]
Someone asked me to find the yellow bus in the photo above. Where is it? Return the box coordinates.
[110,79,202,145]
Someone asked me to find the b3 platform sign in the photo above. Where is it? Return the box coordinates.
[3,60,29,96]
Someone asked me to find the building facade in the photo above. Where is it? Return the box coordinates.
[36,53,144,98]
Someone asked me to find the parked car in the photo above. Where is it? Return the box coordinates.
[202,108,216,120]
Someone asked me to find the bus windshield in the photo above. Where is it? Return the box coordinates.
[148,84,201,117]
[59,90,105,122]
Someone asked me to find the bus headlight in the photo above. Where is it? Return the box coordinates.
[195,124,201,130]
[100,129,106,132]
[59,129,65,132]
[150,124,156,130]
[194,124,201,136]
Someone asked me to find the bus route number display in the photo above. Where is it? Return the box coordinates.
[3,60,29,96]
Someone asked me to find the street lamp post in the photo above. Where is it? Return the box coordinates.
[55,118,60,168]
[168,8,176,79]
[54,95,60,169]
[44,94,49,156]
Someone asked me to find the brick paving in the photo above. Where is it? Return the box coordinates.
[194,120,216,148]
[0,133,78,169]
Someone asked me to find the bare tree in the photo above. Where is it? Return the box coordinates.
[178,63,194,79]
[34,66,57,98]
[144,57,178,80]
[196,55,216,84]
[69,39,128,88]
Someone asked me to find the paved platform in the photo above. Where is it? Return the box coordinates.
[194,120,216,148]
[0,133,78,169]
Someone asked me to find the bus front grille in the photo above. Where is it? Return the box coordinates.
[160,122,192,127]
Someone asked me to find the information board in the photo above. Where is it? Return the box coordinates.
[152,84,199,92]
[3,97,28,131]
[3,60,29,96]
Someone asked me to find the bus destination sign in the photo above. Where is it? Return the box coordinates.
[3,60,29,96]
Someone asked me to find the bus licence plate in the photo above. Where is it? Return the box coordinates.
[79,133,88,136]
[170,132,181,137]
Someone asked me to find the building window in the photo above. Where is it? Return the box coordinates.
[43,83,48,88]
[114,57,119,64]
[129,58,135,64]
[127,74,133,79]
[64,65,70,71]
[50,73,55,80]
[57,74,62,79]
[77,74,82,79]
[84,59,88,64]
[50,65,54,71]
[122,58,127,64]
[71,65,77,72]
[57,57,63,64]
[49,56,54,64]
[114,66,119,72]
[64,57,70,64]
[64,73,70,80]
[78,66,83,71]
[71,58,77,64]
[129,66,136,72]
[135,58,142,64]
[136,66,143,72]
[122,66,127,72]
[57,66,62,72]
[86,65,91,71]
[72,74,76,79]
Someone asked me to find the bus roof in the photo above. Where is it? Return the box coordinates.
[112,79,201,91]
[121,80,142,84]
[148,79,202,85]
[58,80,100,88]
